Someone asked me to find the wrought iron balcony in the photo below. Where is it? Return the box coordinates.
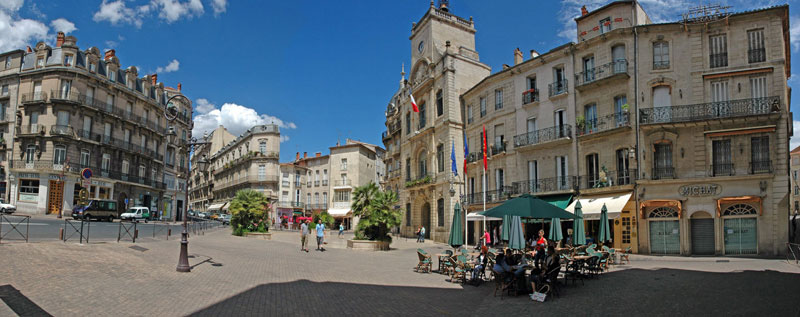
[639,96,780,125]
[710,52,728,68]
[389,121,401,134]
[490,142,507,156]
[50,90,82,103]
[575,60,628,87]
[579,169,637,189]
[77,129,101,142]
[466,151,484,164]
[50,125,74,137]
[334,179,351,187]
[314,180,320,187]
[577,112,630,137]
[748,48,766,63]
[750,161,771,174]
[513,125,571,148]
[405,173,435,188]
[512,176,577,195]
[522,89,539,104]
[466,186,515,205]
[20,92,47,103]
[710,163,735,177]
[548,79,568,97]
[17,125,45,136]
[322,179,329,186]
[651,167,675,180]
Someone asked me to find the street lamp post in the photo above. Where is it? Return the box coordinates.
[165,95,209,273]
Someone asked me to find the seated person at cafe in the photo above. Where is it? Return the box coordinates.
[492,252,513,282]
[529,245,561,296]
[471,246,489,281]
[513,253,532,278]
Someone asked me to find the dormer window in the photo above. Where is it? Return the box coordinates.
[108,67,116,81]
[63,54,73,66]
[4,56,10,69]
[89,62,96,72]
[36,57,44,67]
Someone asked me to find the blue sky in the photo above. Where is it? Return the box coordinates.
[2,0,800,161]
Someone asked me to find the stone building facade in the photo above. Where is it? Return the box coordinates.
[188,125,235,213]
[0,49,24,202]
[1,32,193,218]
[384,1,792,255]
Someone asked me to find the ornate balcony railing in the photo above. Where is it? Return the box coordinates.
[511,176,577,195]
[389,121,401,134]
[17,125,45,136]
[277,201,304,208]
[639,96,780,125]
[466,186,515,205]
[50,90,82,103]
[334,179,350,187]
[748,48,766,63]
[579,169,637,189]
[710,52,728,68]
[513,125,572,148]
[20,92,47,103]
[750,161,772,174]
[651,167,675,180]
[50,125,74,137]
[322,179,329,186]
[307,203,329,210]
[548,79,568,97]
[522,89,539,104]
[405,173,435,188]
[577,112,630,136]
[490,142,507,156]
[710,163,735,177]
[575,60,628,87]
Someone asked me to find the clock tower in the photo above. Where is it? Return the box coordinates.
[382,1,490,243]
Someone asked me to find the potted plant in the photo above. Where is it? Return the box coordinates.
[0,137,5,148]
[576,115,586,131]
[348,182,401,251]
[230,189,272,239]
[621,103,630,113]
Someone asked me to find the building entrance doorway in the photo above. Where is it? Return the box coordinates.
[47,180,64,215]
[421,202,431,239]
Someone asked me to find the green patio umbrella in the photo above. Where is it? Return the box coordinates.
[501,215,511,241]
[598,203,612,244]
[548,218,563,241]
[481,194,580,219]
[448,202,464,248]
[573,201,587,245]
[508,216,526,250]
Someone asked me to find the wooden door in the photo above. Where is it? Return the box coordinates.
[47,180,64,215]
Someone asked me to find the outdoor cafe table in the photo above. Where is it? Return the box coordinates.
[435,254,451,273]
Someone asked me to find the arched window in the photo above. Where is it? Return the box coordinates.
[722,204,757,216]
[418,150,427,178]
[649,207,678,218]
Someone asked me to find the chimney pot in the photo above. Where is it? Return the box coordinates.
[303,152,307,159]
[513,48,523,65]
[151,74,157,85]
[296,152,300,161]
[104,49,115,60]
[56,32,65,47]
[177,83,182,91]
[530,49,540,59]
[315,152,321,157]
[581,5,588,16]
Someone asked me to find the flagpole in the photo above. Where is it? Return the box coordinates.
[482,167,486,234]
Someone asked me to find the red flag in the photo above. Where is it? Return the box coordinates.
[482,125,488,171]
[410,93,419,113]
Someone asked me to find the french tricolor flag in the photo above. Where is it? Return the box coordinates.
[410,92,419,112]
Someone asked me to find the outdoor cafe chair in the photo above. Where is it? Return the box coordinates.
[619,247,632,264]
[415,249,432,273]
[602,245,616,265]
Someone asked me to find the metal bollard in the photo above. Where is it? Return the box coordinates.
[59,228,64,240]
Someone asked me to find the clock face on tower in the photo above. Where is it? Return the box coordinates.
[418,41,425,53]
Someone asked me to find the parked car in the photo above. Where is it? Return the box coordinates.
[0,199,16,214]
[209,213,219,221]
[220,214,231,225]
[197,212,208,219]
[120,207,150,222]
[188,210,196,217]
[72,200,118,222]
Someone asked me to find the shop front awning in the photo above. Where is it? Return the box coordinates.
[466,212,502,221]
[566,193,632,220]
[221,202,230,211]
[207,203,225,212]
[328,208,352,217]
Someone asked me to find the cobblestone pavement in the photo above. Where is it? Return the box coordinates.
[1,228,799,316]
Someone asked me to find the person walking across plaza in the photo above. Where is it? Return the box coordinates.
[316,219,326,251]
[338,223,344,238]
[300,219,310,252]
[419,226,426,243]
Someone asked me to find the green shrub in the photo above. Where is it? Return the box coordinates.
[352,182,401,242]
[229,189,271,236]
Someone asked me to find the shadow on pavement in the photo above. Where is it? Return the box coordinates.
[190,268,800,316]
[0,284,52,317]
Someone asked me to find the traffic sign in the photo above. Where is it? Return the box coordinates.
[79,189,89,202]
[81,168,93,179]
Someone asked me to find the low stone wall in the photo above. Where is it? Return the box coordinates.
[245,232,272,240]
[347,239,390,251]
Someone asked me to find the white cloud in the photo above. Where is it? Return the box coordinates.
[155,59,180,73]
[793,120,800,150]
[791,16,800,52]
[211,0,227,15]
[93,0,144,28]
[0,0,23,12]
[151,0,204,23]
[104,40,117,49]
[50,18,76,34]
[0,5,49,52]
[191,102,297,139]
[280,135,290,143]
[194,98,216,114]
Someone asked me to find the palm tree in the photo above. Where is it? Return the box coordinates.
[352,182,380,218]
[352,182,400,241]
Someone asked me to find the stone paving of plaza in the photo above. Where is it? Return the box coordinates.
[1,225,799,316]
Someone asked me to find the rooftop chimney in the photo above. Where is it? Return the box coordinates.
[104,49,115,60]
[581,5,588,16]
[530,49,540,59]
[303,152,307,159]
[151,74,157,85]
[315,152,321,157]
[177,83,182,91]
[26,46,32,53]
[514,48,523,65]
[296,152,300,161]
[55,32,65,47]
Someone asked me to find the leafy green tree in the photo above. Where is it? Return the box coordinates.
[229,189,271,236]
[312,211,334,228]
[352,182,401,242]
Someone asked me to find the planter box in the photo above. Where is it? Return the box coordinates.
[347,239,390,251]
[245,232,272,240]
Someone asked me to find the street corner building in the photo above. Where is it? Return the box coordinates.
[0,32,193,220]
[380,1,792,256]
